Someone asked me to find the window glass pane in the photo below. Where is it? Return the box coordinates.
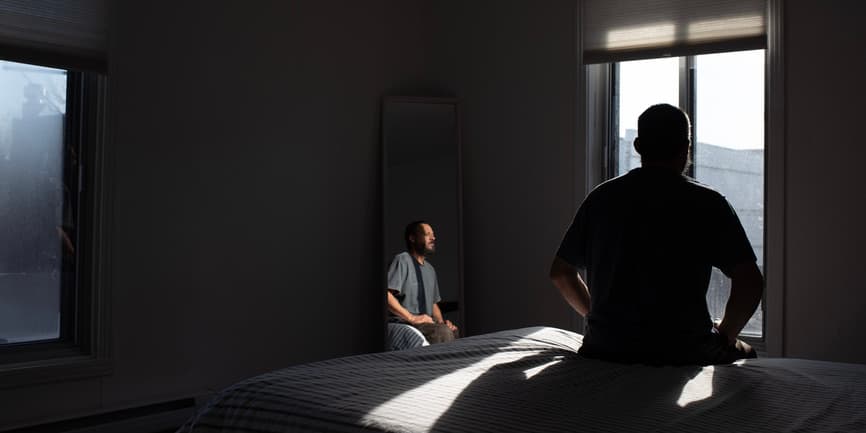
[616,57,679,175]
[0,60,68,344]
[694,49,764,337]
[613,51,765,339]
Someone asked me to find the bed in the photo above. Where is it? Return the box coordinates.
[178,326,866,433]
[386,322,429,351]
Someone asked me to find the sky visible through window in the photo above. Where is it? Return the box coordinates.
[616,50,765,337]
[619,50,764,150]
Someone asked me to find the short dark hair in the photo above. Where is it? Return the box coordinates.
[636,104,691,160]
[404,220,427,252]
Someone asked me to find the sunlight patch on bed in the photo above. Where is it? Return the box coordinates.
[676,366,715,407]
[523,358,562,379]
[362,328,555,431]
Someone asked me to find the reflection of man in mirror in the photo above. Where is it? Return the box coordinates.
[386,221,459,344]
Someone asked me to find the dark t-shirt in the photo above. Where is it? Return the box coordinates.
[556,167,756,358]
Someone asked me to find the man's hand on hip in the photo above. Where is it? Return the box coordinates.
[443,320,458,332]
[410,314,434,325]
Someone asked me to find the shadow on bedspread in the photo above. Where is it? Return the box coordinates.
[429,346,866,432]
[179,327,866,433]
[430,351,704,433]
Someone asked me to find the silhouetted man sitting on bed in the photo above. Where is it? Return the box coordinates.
[550,103,763,366]
[387,221,459,344]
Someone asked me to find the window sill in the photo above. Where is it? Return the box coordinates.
[0,356,112,389]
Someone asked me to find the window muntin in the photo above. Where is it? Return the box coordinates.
[611,50,765,337]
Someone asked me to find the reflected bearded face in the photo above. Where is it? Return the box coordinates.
[413,223,436,255]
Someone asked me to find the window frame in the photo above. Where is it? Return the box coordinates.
[582,0,785,356]
[0,55,111,386]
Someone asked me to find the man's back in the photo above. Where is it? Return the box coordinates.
[557,167,755,362]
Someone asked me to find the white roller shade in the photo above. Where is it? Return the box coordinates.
[0,0,106,70]
[583,0,766,64]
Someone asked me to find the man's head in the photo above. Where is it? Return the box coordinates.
[635,104,691,171]
[405,221,436,256]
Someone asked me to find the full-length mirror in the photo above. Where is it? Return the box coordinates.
[382,97,463,350]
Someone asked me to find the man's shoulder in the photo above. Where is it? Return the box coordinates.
[585,169,729,211]
[591,168,646,193]
[391,251,412,265]
[581,171,635,204]
[681,176,728,202]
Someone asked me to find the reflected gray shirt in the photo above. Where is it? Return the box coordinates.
[387,252,441,316]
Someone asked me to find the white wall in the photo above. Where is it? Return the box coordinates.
[103,0,391,405]
[365,0,582,336]
[782,0,866,363]
[424,0,582,335]
[0,0,424,428]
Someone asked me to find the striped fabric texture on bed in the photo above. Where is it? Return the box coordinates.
[179,327,866,433]
[386,322,429,351]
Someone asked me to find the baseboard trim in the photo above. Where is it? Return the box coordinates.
[3,398,196,433]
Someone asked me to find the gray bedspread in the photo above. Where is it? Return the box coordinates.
[179,326,866,433]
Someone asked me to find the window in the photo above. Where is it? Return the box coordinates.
[0,60,72,346]
[608,49,765,338]
[0,0,109,385]
[0,57,109,375]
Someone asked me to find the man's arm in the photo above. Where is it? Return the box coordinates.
[431,303,445,323]
[549,256,591,317]
[432,303,458,332]
[387,290,433,325]
[717,261,764,345]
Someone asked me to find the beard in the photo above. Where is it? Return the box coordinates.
[415,239,435,256]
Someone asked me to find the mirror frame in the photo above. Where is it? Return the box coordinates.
[380,96,464,343]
